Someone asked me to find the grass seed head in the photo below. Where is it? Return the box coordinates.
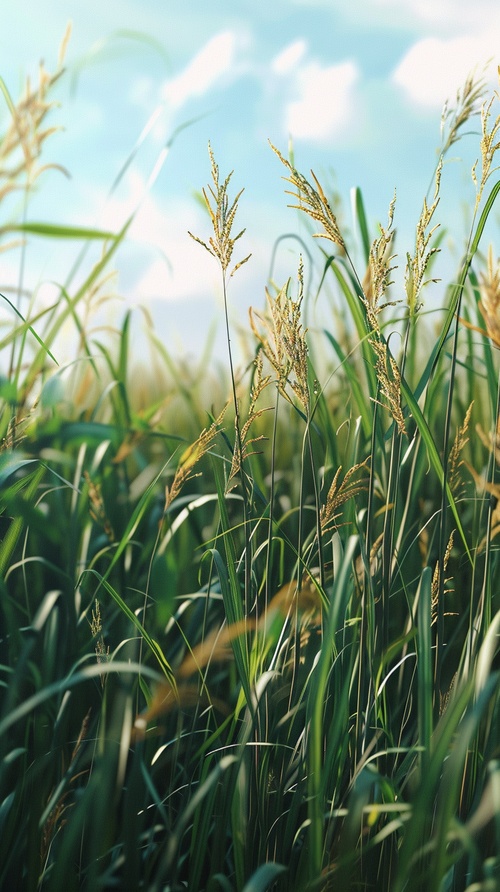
[164,405,226,510]
[363,191,398,330]
[320,460,370,534]
[405,158,442,317]
[0,27,70,196]
[478,245,500,347]
[472,86,500,210]
[448,401,474,497]
[250,257,310,413]
[440,66,488,155]
[188,142,251,278]
[270,141,346,251]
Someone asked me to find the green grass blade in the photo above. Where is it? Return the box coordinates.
[0,222,118,240]
[351,186,371,265]
[400,376,472,562]
[0,293,59,366]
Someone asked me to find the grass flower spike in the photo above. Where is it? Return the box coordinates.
[188,142,251,278]
[472,80,500,210]
[270,141,346,251]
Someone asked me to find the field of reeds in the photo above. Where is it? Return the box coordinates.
[1,37,500,892]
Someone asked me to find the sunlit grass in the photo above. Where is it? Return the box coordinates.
[1,39,500,892]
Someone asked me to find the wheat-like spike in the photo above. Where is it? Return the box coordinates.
[84,471,114,541]
[477,245,500,348]
[250,287,291,399]
[188,142,251,278]
[431,531,455,625]
[270,142,345,250]
[249,351,272,416]
[90,600,110,666]
[250,260,310,412]
[320,460,369,533]
[359,193,405,434]
[165,406,226,510]
[371,338,406,436]
[226,360,272,490]
[0,47,67,195]
[226,426,268,492]
[405,157,442,317]
[363,191,398,329]
[440,67,488,154]
[448,401,474,496]
[473,90,500,211]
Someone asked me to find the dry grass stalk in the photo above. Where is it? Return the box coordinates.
[250,258,310,413]
[270,576,322,617]
[188,142,251,278]
[164,406,226,510]
[134,617,255,735]
[270,142,345,251]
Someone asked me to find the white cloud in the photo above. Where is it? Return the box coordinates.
[132,228,218,304]
[290,0,500,39]
[375,0,500,29]
[272,40,307,75]
[90,170,218,302]
[392,36,498,108]
[161,31,238,110]
[284,59,359,142]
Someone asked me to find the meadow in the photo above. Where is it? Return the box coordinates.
[1,41,500,892]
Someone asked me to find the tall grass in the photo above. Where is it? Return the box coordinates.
[1,41,500,892]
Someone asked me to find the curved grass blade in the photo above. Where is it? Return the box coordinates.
[400,376,472,562]
[0,660,162,738]
[0,222,118,240]
[0,293,58,366]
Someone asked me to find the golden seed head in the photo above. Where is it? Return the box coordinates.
[188,142,251,278]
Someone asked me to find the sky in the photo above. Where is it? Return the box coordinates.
[1,0,499,366]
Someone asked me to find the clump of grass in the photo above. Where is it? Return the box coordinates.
[1,49,500,892]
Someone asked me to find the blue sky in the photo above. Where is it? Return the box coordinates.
[2,1,499,362]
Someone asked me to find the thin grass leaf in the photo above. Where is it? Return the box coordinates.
[0,222,118,240]
[351,186,371,266]
[0,292,58,365]
[400,377,472,563]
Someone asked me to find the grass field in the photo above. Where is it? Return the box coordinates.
[1,45,500,892]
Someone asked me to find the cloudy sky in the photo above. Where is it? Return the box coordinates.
[2,0,499,361]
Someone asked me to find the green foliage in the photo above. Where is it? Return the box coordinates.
[1,46,500,892]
